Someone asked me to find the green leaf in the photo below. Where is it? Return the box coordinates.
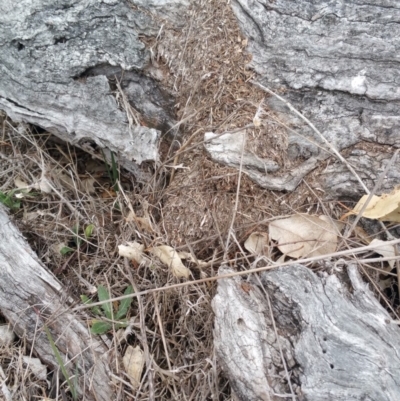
[115,320,129,329]
[72,224,82,247]
[115,285,134,320]
[44,325,78,400]
[60,246,74,256]
[0,191,20,210]
[110,151,119,192]
[84,224,95,239]
[97,285,113,319]
[91,321,112,335]
[80,295,102,315]
[80,295,90,304]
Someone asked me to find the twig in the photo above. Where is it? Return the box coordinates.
[343,149,399,240]
[223,127,246,261]
[115,79,139,140]
[73,238,400,311]
[153,293,179,398]
[251,81,369,193]
[128,268,155,401]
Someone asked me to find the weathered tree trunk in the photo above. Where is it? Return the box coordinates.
[0,205,113,401]
[0,0,187,181]
[2,0,400,399]
[208,0,400,195]
[212,264,400,401]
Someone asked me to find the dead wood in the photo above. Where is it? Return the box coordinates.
[0,0,186,181]
[220,0,400,194]
[213,263,400,401]
[0,205,113,400]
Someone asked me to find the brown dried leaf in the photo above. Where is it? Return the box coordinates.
[14,177,31,191]
[269,214,338,258]
[123,345,144,389]
[118,242,145,264]
[80,177,96,194]
[125,210,154,233]
[244,232,269,256]
[150,245,190,278]
[178,251,207,266]
[345,188,400,222]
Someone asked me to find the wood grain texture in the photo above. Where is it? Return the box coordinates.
[213,263,400,400]
[0,0,187,180]
[0,205,113,400]
[229,0,400,193]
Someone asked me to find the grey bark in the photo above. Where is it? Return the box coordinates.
[322,149,400,199]
[204,131,318,192]
[212,263,400,401]
[0,0,186,181]
[0,205,113,400]
[222,0,400,194]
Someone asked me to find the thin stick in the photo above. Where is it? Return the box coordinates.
[223,128,246,260]
[343,149,399,239]
[130,275,155,401]
[153,293,178,398]
[73,238,400,311]
[251,81,369,193]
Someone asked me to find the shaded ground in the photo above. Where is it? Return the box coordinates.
[0,1,399,400]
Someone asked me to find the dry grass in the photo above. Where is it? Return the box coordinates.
[1,1,400,400]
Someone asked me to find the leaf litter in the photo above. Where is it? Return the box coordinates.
[0,0,400,400]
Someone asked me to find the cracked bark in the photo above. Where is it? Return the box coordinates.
[0,205,113,400]
[212,263,400,401]
[0,0,186,181]
[0,0,189,397]
[225,0,400,194]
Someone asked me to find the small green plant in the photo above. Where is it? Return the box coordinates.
[58,224,95,256]
[101,150,119,192]
[81,285,134,335]
[84,224,95,239]
[0,190,21,210]
[60,246,74,256]
[44,325,78,400]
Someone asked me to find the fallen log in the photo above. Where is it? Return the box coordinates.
[212,264,400,401]
[0,0,187,181]
[0,204,113,400]
[209,0,400,194]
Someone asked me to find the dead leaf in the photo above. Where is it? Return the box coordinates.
[177,251,207,266]
[33,177,52,194]
[101,189,117,198]
[80,177,96,194]
[58,171,75,190]
[354,226,373,245]
[318,215,345,234]
[150,245,190,278]
[370,239,397,269]
[125,210,154,233]
[344,188,400,222]
[123,345,144,389]
[14,177,31,191]
[244,232,269,256]
[118,242,145,264]
[23,211,40,222]
[269,214,338,258]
